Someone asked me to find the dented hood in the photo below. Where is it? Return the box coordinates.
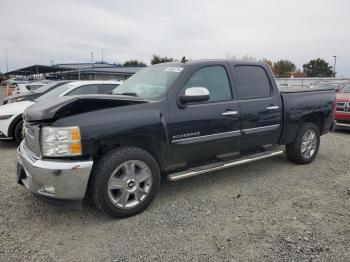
[23,95,148,122]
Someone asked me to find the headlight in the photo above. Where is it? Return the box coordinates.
[0,115,13,120]
[13,98,25,103]
[7,98,25,104]
[41,126,82,157]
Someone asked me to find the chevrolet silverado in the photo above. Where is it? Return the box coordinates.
[17,60,335,217]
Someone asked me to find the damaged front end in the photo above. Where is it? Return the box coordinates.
[24,95,149,122]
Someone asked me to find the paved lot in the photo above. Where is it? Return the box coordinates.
[0,131,349,262]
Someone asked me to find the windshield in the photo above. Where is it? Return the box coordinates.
[33,82,63,93]
[27,84,44,91]
[36,82,75,101]
[341,83,350,93]
[112,65,183,99]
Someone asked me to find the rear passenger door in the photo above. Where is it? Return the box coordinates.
[232,65,282,150]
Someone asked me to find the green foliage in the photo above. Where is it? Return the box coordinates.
[302,58,334,77]
[273,60,296,77]
[123,60,146,67]
[151,55,174,65]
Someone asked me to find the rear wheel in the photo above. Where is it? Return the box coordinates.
[90,147,160,218]
[286,122,320,164]
[14,120,23,144]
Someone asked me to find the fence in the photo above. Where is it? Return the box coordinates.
[275,77,350,88]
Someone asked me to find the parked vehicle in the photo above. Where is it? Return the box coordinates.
[17,60,335,218]
[334,82,350,129]
[11,80,53,95]
[0,80,121,143]
[1,78,31,86]
[11,84,31,95]
[3,81,71,105]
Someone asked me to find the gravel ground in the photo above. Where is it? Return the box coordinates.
[0,131,349,262]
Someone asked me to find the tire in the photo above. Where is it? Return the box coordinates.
[286,122,320,164]
[90,147,160,218]
[14,120,23,144]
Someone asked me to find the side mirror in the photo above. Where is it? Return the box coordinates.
[179,87,210,104]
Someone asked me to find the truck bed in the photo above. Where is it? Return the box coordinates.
[279,88,335,145]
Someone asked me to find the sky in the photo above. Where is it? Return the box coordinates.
[1,0,350,76]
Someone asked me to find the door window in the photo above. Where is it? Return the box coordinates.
[66,84,99,95]
[183,66,232,102]
[235,66,271,99]
[102,84,119,94]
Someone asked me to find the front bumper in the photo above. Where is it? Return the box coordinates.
[17,141,93,200]
[334,120,350,129]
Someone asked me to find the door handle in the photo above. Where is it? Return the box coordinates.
[222,110,238,116]
[266,106,279,110]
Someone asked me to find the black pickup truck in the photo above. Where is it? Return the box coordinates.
[17,60,335,217]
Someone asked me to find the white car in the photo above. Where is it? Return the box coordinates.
[0,80,122,143]
[11,84,31,95]
[11,81,52,95]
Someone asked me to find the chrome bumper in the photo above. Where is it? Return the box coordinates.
[17,142,93,200]
[334,120,350,129]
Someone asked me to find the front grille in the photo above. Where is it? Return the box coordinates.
[336,102,350,113]
[23,121,41,158]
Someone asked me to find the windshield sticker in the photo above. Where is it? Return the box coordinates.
[164,67,183,73]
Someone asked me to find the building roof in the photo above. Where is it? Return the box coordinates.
[57,62,118,69]
[5,65,72,76]
[63,66,143,75]
[5,63,145,77]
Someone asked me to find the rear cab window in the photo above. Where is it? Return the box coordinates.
[234,65,272,100]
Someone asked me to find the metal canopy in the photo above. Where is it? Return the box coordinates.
[5,65,71,76]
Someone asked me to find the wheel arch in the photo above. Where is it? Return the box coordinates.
[280,111,325,145]
[8,114,23,138]
[300,112,325,134]
[93,135,166,173]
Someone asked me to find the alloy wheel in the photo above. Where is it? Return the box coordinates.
[107,160,153,209]
[301,129,317,159]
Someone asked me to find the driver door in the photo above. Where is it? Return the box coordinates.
[168,64,241,167]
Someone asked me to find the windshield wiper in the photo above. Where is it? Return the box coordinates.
[115,92,138,97]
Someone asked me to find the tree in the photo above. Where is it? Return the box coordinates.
[151,55,174,65]
[291,69,305,78]
[273,60,296,77]
[123,60,146,67]
[261,58,277,75]
[302,58,334,77]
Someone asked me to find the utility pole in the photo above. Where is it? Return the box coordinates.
[101,49,104,63]
[333,56,337,77]
[5,48,9,73]
[91,52,94,80]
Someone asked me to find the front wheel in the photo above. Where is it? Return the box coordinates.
[14,120,24,144]
[90,147,160,218]
[286,122,320,164]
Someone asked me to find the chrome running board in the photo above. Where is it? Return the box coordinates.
[167,150,284,181]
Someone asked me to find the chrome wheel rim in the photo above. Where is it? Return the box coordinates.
[107,160,153,209]
[301,129,317,159]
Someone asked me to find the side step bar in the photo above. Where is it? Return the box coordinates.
[167,150,284,181]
